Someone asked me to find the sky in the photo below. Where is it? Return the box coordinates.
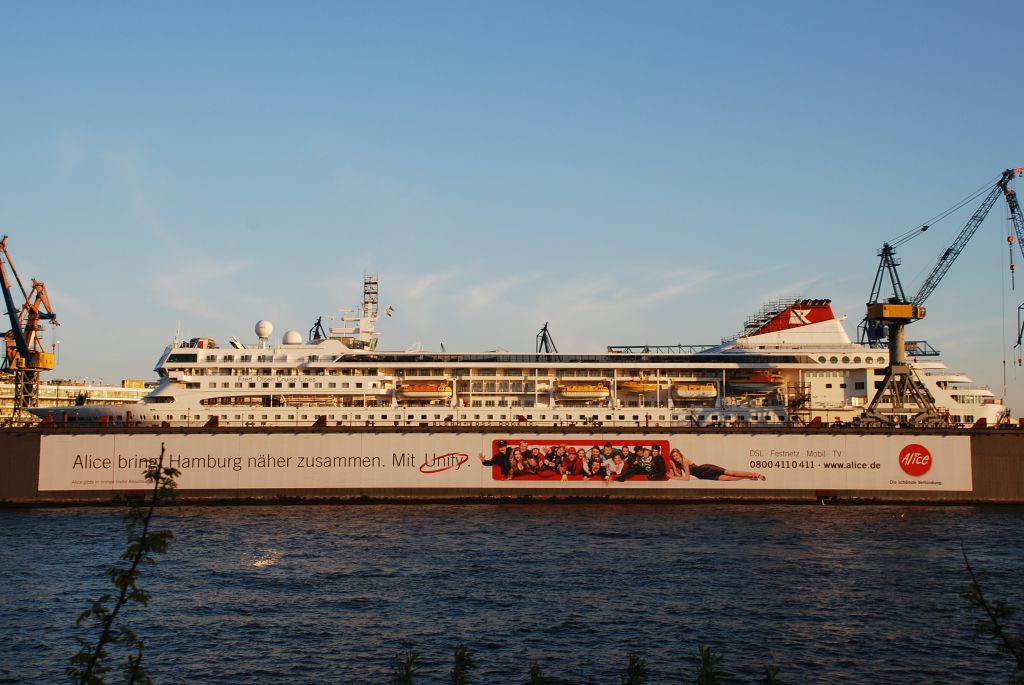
[2,2,1024,413]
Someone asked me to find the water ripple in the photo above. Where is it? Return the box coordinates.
[1,504,1022,684]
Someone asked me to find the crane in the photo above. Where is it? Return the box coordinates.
[0,235,59,417]
[859,168,1023,427]
[1003,173,1024,351]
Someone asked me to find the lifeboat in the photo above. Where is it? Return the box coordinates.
[398,383,453,399]
[618,380,668,393]
[728,371,784,393]
[557,384,610,400]
[673,382,718,400]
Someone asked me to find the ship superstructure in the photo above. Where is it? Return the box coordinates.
[30,278,1005,428]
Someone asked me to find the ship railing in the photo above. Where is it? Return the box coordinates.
[921,370,974,379]
[733,341,858,350]
[18,420,1010,433]
[904,340,941,356]
[923,375,992,390]
[943,383,993,392]
[605,344,717,354]
[24,413,1016,432]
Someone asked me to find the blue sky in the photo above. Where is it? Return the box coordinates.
[3,2,1024,413]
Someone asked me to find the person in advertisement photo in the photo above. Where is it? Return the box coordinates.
[667,447,766,482]
[482,439,688,483]
[479,439,513,479]
[480,439,769,484]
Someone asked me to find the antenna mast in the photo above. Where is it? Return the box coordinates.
[536,323,558,353]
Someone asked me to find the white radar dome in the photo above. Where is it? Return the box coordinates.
[282,330,303,345]
[255,320,274,340]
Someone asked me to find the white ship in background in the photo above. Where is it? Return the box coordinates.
[0,378,149,415]
[29,276,1004,429]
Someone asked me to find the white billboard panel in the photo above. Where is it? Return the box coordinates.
[38,432,971,493]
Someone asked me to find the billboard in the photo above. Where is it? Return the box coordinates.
[37,432,972,492]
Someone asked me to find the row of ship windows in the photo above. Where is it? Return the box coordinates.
[189,361,741,379]
[817,356,880,364]
[176,366,765,380]
[195,379,867,391]
[193,381,381,389]
[185,368,378,376]
[150,413,788,422]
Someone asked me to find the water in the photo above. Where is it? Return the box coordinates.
[2,503,1022,684]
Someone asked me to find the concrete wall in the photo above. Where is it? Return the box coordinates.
[968,431,1024,503]
[0,430,40,502]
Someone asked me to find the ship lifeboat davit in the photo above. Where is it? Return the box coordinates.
[673,382,718,401]
[398,382,453,399]
[728,371,784,393]
[557,384,610,400]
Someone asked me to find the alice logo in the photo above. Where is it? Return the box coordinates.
[419,452,470,474]
[898,443,932,477]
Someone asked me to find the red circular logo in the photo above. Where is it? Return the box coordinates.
[899,443,932,477]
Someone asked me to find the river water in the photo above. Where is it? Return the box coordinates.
[2,503,1022,684]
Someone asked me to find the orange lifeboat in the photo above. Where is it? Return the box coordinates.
[618,380,668,393]
[557,384,610,400]
[398,382,453,399]
[728,371,784,393]
[672,382,718,400]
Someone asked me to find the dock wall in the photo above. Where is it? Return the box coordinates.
[1,426,1022,505]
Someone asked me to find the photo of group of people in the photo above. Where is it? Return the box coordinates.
[479,439,766,483]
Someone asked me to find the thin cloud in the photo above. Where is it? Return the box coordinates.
[105,147,169,242]
[635,271,715,306]
[153,260,248,318]
[464,276,526,310]
[760,275,827,301]
[716,265,784,287]
[393,271,456,302]
[54,133,84,178]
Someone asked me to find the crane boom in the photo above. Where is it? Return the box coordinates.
[1005,173,1024,349]
[911,169,1022,306]
[1004,172,1024,258]
[860,167,1022,427]
[0,253,30,358]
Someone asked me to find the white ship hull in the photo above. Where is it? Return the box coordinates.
[29,289,1007,429]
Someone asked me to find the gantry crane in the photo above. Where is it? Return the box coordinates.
[859,168,1023,427]
[0,235,59,417]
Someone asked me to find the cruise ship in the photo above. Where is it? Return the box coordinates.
[29,277,1005,429]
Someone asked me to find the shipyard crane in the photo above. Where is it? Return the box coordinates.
[0,235,59,416]
[859,168,1023,427]
[1003,173,1024,350]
